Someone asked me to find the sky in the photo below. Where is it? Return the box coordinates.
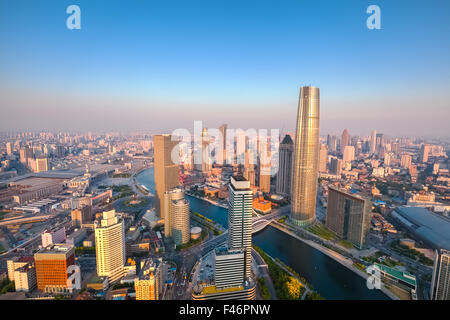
[0,0,449,137]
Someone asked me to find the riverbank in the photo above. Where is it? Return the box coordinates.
[185,193,228,209]
[270,221,398,300]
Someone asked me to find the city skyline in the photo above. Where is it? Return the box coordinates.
[1,0,450,136]
[0,0,449,307]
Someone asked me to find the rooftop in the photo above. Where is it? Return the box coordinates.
[201,285,244,295]
[374,263,416,287]
[393,206,450,251]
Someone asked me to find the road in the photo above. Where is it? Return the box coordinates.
[252,248,277,300]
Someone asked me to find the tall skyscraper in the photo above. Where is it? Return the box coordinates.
[243,149,256,186]
[228,175,253,278]
[164,188,190,246]
[154,134,180,219]
[201,128,212,173]
[420,144,431,163]
[431,249,450,300]
[327,134,337,153]
[219,124,227,165]
[330,157,342,176]
[340,129,350,151]
[276,134,294,195]
[94,210,126,283]
[325,186,371,249]
[370,130,377,155]
[291,86,320,226]
[318,144,328,173]
[6,142,12,155]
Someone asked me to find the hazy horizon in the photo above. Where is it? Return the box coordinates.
[1,0,449,137]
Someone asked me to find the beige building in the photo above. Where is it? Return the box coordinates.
[14,263,37,292]
[318,144,328,173]
[164,188,190,246]
[154,135,180,219]
[94,210,126,283]
[401,154,412,169]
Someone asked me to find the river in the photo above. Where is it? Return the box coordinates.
[137,168,389,300]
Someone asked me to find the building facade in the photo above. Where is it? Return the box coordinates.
[164,188,190,246]
[154,134,180,219]
[276,134,294,195]
[431,249,450,300]
[94,210,126,283]
[325,186,371,249]
[291,86,320,226]
[228,175,253,279]
[34,244,75,293]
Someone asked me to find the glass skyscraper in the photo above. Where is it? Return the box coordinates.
[290,86,320,226]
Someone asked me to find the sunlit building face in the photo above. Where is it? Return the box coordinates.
[290,86,320,226]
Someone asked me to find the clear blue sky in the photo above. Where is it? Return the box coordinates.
[0,0,449,137]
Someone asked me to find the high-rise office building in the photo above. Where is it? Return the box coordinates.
[391,142,399,155]
[201,128,212,173]
[154,134,180,219]
[19,146,33,164]
[420,144,431,163]
[327,134,337,153]
[431,249,450,300]
[243,149,256,186]
[342,145,355,164]
[6,142,12,155]
[318,144,328,173]
[54,145,65,158]
[370,130,377,155]
[276,134,294,195]
[34,244,75,293]
[259,164,271,193]
[291,86,320,226]
[401,154,412,169]
[219,124,227,165]
[228,175,253,278]
[164,188,190,246]
[325,186,371,249]
[94,210,126,283]
[341,129,350,151]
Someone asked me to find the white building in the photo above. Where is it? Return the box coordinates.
[431,249,450,300]
[228,175,253,279]
[41,226,66,248]
[94,210,126,283]
[214,247,245,289]
[164,188,190,246]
